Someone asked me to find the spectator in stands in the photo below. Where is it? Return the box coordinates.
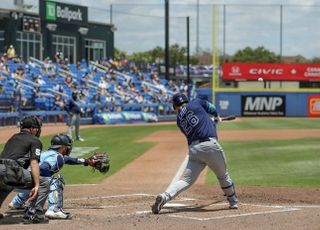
[65,91,84,142]
[64,74,73,88]
[53,94,65,110]
[76,61,84,71]
[13,66,25,79]
[98,78,108,95]
[35,76,45,86]
[54,52,63,64]
[6,45,16,60]
[81,72,89,88]
[43,57,56,77]
[53,83,64,93]
[0,84,5,95]
[167,80,179,92]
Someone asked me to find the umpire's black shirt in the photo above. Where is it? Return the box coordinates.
[0,131,42,169]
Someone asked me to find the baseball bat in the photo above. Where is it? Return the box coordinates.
[221,115,236,121]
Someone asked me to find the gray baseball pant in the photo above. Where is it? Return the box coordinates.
[164,138,236,201]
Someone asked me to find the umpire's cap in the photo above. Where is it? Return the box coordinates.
[172,93,189,109]
[50,134,73,149]
[20,116,42,129]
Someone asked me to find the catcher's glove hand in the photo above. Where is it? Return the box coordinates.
[85,152,110,174]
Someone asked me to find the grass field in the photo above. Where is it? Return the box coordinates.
[1,118,319,187]
[207,138,320,187]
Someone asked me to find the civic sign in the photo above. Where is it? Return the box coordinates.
[43,0,88,25]
[222,63,320,81]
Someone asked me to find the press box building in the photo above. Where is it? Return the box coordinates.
[0,0,114,63]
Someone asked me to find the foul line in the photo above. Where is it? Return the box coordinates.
[66,193,153,201]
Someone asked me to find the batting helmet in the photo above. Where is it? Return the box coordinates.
[50,134,73,150]
[20,116,42,137]
[172,93,189,109]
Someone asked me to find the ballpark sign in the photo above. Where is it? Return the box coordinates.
[44,1,88,25]
[241,95,286,116]
[222,63,320,81]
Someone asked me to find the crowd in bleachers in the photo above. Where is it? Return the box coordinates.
[0,49,190,117]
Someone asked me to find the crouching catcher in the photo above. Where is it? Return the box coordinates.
[9,134,110,220]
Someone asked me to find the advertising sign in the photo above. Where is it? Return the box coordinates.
[222,63,320,81]
[241,95,286,116]
[93,112,158,124]
[308,95,320,117]
[44,1,88,25]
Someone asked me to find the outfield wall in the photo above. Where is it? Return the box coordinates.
[196,89,320,117]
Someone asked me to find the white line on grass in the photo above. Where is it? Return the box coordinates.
[66,193,153,201]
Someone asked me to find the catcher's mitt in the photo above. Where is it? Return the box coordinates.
[86,152,110,174]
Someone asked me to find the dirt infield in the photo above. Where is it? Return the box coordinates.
[0,123,320,229]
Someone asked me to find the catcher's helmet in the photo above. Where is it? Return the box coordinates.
[172,93,189,109]
[20,116,42,137]
[50,134,73,150]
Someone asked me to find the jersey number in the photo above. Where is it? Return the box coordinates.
[180,109,199,135]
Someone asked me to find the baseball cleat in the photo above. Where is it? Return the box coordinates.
[229,203,238,209]
[8,202,25,210]
[151,194,166,214]
[45,209,72,219]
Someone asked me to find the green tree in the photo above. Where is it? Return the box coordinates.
[126,43,199,66]
[114,47,126,59]
[230,46,279,63]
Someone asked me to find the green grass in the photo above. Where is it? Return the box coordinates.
[1,118,319,187]
[51,124,178,184]
[207,138,320,188]
[219,117,320,130]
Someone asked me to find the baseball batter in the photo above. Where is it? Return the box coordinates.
[152,93,238,214]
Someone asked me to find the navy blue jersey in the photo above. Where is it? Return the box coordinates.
[176,98,218,145]
[67,99,81,114]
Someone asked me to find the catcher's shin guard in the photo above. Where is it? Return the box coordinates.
[48,175,65,211]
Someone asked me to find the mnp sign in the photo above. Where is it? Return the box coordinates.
[242,95,286,116]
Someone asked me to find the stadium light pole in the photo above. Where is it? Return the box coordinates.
[165,0,170,80]
[196,0,199,54]
[186,16,191,98]
[110,4,113,24]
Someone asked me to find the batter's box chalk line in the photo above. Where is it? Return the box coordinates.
[166,203,301,221]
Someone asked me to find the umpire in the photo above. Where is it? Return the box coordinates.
[0,116,49,224]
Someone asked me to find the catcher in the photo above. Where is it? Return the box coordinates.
[9,133,110,220]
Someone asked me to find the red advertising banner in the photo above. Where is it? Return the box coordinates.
[308,95,320,117]
[222,63,320,81]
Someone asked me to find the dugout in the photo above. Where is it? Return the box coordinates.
[0,0,114,63]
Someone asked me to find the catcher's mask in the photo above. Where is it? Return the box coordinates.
[172,93,189,110]
[20,116,42,137]
[50,134,73,155]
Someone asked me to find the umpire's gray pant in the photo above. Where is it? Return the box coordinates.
[0,163,49,213]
